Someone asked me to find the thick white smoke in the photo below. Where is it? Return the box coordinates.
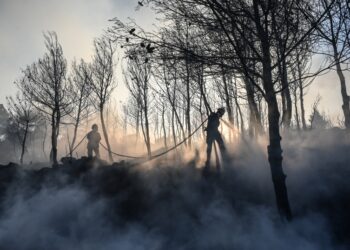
[0,129,349,250]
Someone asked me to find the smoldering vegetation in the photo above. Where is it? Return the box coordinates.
[0,129,349,250]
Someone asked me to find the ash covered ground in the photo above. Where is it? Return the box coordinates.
[0,129,349,250]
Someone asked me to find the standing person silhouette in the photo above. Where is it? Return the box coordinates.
[204,107,227,170]
[87,124,101,158]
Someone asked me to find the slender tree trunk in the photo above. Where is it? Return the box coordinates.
[136,109,140,141]
[42,120,48,160]
[234,83,244,132]
[171,106,177,146]
[70,120,80,157]
[294,88,301,130]
[140,107,151,157]
[20,122,29,164]
[140,109,146,150]
[185,62,192,147]
[263,49,292,221]
[235,101,240,132]
[335,58,350,128]
[144,100,151,157]
[222,69,233,123]
[300,85,307,129]
[277,48,292,129]
[296,55,307,130]
[70,103,82,157]
[153,115,159,142]
[100,106,114,162]
[184,27,192,148]
[281,59,292,128]
[55,108,61,165]
[142,75,151,157]
[162,104,168,149]
[51,110,58,166]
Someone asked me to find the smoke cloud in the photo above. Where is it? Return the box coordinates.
[0,129,349,250]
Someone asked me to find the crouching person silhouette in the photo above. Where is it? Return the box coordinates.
[87,124,101,159]
[203,107,227,174]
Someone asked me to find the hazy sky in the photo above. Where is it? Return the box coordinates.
[0,0,154,103]
[0,0,349,122]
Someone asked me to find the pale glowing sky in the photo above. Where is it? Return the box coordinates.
[0,0,349,123]
[0,0,154,104]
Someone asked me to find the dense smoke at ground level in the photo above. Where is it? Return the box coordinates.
[0,129,349,250]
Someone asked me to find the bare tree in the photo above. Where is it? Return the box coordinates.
[17,32,71,166]
[156,44,188,145]
[88,37,117,162]
[290,46,314,130]
[125,48,153,157]
[6,93,41,164]
[67,59,93,156]
[312,0,350,128]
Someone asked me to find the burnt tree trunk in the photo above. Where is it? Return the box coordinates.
[334,53,350,128]
[162,104,168,149]
[296,55,307,130]
[185,61,192,147]
[263,48,292,221]
[42,120,48,160]
[254,0,292,220]
[100,106,114,162]
[20,121,29,164]
[294,88,301,130]
[171,106,177,146]
[70,103,82,157]
[143,93,152,157]
[234,83,244,132]
[50,110,58,166]
[222,69,233,124]
[281,59,292,128]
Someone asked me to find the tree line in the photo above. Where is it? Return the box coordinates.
[7,32,117,166]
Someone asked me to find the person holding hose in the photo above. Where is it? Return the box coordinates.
[204,107,227,171]
[86,124,101,158]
